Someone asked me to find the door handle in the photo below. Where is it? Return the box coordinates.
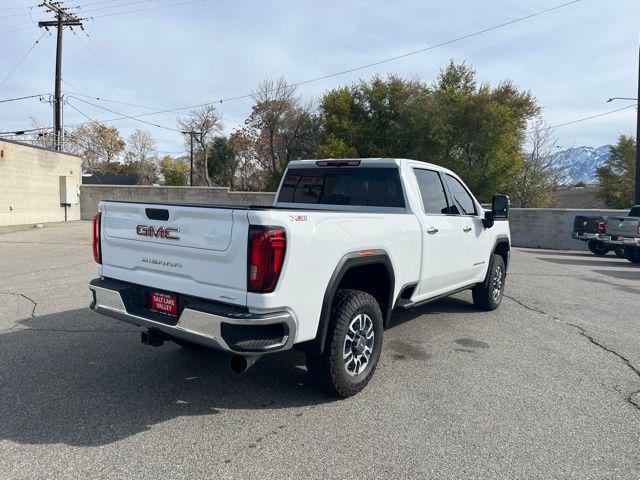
[463,226,472,233]
[426,227,439,234]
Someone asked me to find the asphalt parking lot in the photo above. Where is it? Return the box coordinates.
[1,221,639,479]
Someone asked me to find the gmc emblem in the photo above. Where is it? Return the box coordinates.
[136,225,180,240]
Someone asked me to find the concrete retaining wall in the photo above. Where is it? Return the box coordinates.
[509,208,628,251]
[80,185,276,220]
[0,140,82,226]
[79,185,629,251]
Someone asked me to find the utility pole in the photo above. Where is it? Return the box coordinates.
[189,132,194,186]
[184,131,201,186]
[636,43,640,205]
[38,2,83,151]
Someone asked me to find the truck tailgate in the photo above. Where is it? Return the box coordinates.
[605,216,640,237]
[573,215,602,234]
[100,202,250,306]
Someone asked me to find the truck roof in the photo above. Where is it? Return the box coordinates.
[287,158,450,173]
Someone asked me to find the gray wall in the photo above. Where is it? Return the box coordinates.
[1,140,82,226]
[80,185,276,221]
[509,208,628,251]
[79,186,629,251]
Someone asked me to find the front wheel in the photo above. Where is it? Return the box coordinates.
[306,289,383,398]
[613,245,626,258]
[587,240,610,256]
[472,254,505,311]
[625,246,640,264]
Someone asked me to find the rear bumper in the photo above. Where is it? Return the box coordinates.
[89,278,296,354]
[571,231,599,241]
[600,235,640,246]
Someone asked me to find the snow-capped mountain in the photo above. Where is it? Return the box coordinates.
[550,145,611,185]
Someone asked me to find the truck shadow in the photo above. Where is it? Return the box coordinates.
[0,309,331,448]
[536,257,638,268]
[592,269,640,281]
[390,295,476,328]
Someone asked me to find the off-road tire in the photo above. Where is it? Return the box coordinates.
[613,245,626,258]
[587,240,610,256]
[472,254,505,311]
[306,289,383,398]
[625,246,640,264]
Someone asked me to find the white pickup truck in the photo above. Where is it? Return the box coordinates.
[89,158,511,397]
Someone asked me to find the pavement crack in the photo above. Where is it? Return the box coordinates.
[504,294,640,412]
[0,291,38,318]
[565,321,640,412]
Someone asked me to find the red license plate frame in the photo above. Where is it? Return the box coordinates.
[149,291,178,316]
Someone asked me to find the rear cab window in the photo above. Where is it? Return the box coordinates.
[413,169,449,214]
[277,167,405,208]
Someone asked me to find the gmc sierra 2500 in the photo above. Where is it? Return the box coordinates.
[89,158,511,397]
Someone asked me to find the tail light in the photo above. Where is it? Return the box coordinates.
[248,226,286,293]
[637,223,640,235]
[92,212,102,264]
[597,219,607,233]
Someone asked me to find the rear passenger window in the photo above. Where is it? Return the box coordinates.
[413,169,449,214]
[445,175,477,216]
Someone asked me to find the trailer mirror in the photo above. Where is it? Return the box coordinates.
[492,195,510,219]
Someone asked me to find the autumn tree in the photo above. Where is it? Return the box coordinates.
[233,78,320,190]
[597,135,636,208]
[159,156,189,186]
[124,129,158,185]
[207,136,238,187]
[508,119,559,208]
[319,63,539,202]
[67,121,125,171]
[178,104,222,186]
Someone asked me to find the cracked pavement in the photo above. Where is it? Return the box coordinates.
[1,221,639,479]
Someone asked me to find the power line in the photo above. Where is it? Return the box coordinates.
[0,26,34,36]
[65,0,583,125]
[543,104,637,131]
[67,95,183,132]
[83,32,151,106]
[62,89,159,110]
[86,0,207,19]
[66,100,96,122]
[0,0,586,139]
[0,93,49,103]
[0,31,47,89]
[62,45,135,105]
[78,0,158,14]
[71,1,118,9]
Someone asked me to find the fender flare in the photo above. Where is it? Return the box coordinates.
[311,250,395,355]
[480,235,510,288]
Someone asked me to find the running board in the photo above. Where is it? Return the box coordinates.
[395,284,477,310]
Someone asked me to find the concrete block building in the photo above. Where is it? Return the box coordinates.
[0,139,82,226]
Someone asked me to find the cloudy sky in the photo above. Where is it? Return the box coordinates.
[0,0,638,155]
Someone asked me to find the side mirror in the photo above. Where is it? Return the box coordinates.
[492,194,509,219]
[482,210,494,229]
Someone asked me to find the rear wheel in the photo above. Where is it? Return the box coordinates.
[472,254,505,311]
[306,289,383,398]
[625,246,640,264]
[587,240,610,256]
[613,245,626,258]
